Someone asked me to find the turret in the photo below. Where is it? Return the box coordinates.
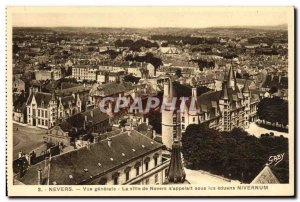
[220,80,229,100]
[167,140,186,183]
[242,79,250,97]
[227,64,238,91]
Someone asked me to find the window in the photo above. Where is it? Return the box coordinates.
[144,157,150,171]
[136,167,140,176]
[38,119,40,125]
[165,169,168,179]
[38,109,40,117]
[145,162,149,171]
[32,109,36,116]
[154,153,159,167]
[145,178,149,185]
[173,125,177,131]
[113,177,118,185]
[155,173,159,184]
[45,111,48,118]
[99,178,107,185]
[41,110,44,117]
[126,171,130,181]
[181,116,185,122]
[112,173,120,185]
[42,120,44,126]
[182,124,185,130]
[45,120,48,126]
[193,117,196,122]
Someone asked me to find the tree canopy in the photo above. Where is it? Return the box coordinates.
[182,124,289,183]
[257,97,288,127]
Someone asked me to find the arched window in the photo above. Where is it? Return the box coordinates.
[124,167,131,181]
[134,161,141,176]
[99,177,107,185]
[144,157,150,171]
[112,172,120,185]
[153,153,159,167]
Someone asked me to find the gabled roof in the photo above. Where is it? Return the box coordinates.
[251,165,280,184]
[27,92,52,108]
[16,130,163,185]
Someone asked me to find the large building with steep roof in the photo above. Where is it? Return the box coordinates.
[14,130,170,185]
[162,65,260,149]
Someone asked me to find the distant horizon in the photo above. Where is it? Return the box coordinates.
[9,7,291,29]
[12,24,287,29]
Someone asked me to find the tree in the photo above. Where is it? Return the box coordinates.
[147,110,162,134]
[182,125,289,183]
[182,124,224,172]
[257,97,288,127]
[269,86,278,94]
[123,75,140,83]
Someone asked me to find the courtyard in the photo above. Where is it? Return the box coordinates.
[245,122,289,138]
[13,123,47,160]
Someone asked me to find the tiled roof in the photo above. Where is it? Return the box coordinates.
[16,130,162,185]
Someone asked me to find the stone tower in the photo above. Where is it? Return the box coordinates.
[161,78,181,149]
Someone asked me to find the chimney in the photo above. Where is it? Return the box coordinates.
[38,169,43,185]
[192,87,197,98]
[86,140,91,150]
[18,151,23,159]
[107,138,112,148]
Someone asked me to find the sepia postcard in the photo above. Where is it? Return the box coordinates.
[6,6,295,197]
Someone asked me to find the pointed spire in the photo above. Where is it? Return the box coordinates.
[242,79,250,94]
[220,80,229,100]
[167,140,186,183]
[227,64,235,82]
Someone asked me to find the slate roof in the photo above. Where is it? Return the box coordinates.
[16,130,163,185]
[61,108,109,131]
[91,82,134,97]
[26,92,52,108]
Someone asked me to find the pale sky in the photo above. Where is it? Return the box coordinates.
[10,7,291,28]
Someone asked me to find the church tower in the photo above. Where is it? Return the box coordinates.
[161,78,181,149]
[219,80,231,131]
[49,72,58,127]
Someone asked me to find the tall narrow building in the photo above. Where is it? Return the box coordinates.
[161,78,181,149]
